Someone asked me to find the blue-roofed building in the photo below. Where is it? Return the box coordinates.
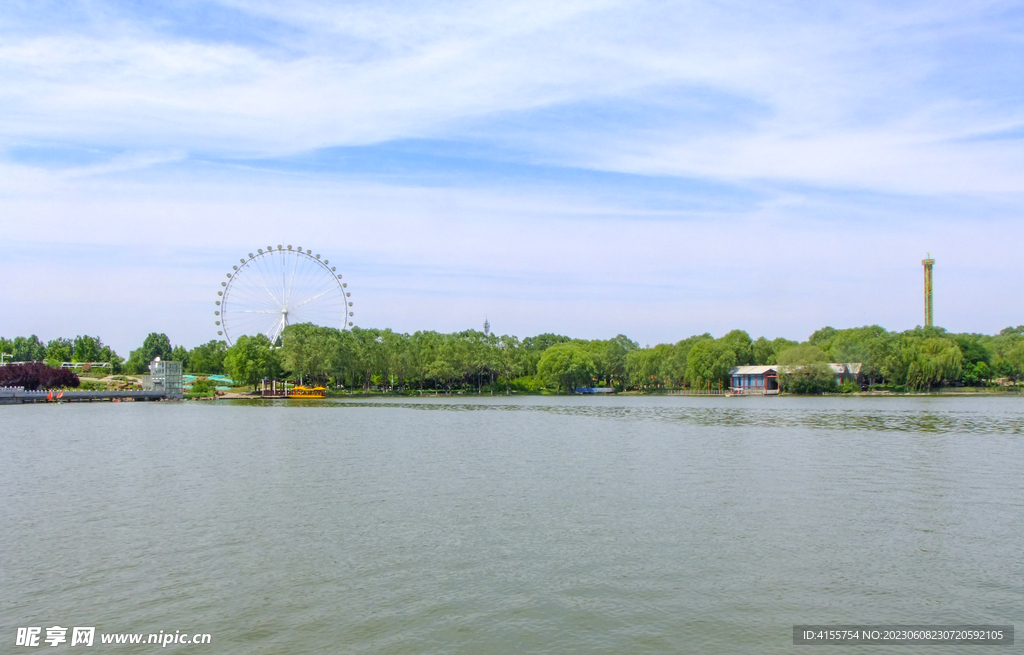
[729,366,780,395]
[730,363,863,394]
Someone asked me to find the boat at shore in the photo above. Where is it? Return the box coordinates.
[288,386,326,399]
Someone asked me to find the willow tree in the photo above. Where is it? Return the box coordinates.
[906,338,963,390]
[280,324,342,384]
[685,339,737,389]
[537,343,596,393]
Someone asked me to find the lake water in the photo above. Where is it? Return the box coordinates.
[2,396,1022,653]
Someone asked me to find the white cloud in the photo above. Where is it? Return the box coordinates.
[2,0,1017,182]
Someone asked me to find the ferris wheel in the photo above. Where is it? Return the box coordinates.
[215,245,353,346]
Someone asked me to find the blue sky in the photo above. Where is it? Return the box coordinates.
[2,0,1023,355]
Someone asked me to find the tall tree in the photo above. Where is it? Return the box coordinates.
[668,333,713,383]
[906,338,963,390]
[496,334,523,392]
[603,334,638,387]
[187,340,228,374]
[719,329,755,366]
[124,333,174,374]
[521,333,571,376]
[808,326,840,352]
[626,347,660,389]
[280,324,341,383]
[776,344,829,366]
[752,336,797,365]
[224,334,282,389]
[12,335,47,362]
[170,345,190,371]
[72,335,102,362]
[776,344,834,393]
[685,339,737,388]
[45,338,73,365]
[537,343,597,393]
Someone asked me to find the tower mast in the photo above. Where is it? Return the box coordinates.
[922,253,935,327]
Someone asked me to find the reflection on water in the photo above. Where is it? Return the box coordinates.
[241,395,1024,434]
[2,396,1022,654]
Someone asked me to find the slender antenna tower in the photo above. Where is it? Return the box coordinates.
[922,253,935,327]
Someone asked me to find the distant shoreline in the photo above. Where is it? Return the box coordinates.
[206,388,1023,400]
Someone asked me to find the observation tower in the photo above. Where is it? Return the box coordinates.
[922,254,934,327]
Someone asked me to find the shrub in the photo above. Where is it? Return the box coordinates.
[840,380,860,394]
[190,378,216,394]
[506,376,543,393]
[781,362,836,394]
[0,363,80,390]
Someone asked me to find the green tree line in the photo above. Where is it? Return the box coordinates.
[6,324,1024,392]
[0,335,123,370]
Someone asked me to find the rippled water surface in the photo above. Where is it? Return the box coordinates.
[3,396,1022,653]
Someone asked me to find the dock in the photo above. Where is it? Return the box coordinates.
[0,387,171,405]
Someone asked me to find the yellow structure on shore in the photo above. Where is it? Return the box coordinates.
[260,380,326,398]
[288,386,326,399]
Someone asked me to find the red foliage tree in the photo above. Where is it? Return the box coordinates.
[0,363,80,390]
